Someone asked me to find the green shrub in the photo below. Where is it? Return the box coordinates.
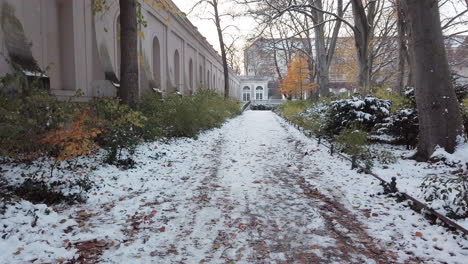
[0,74,76,157]
[463,98,468,135]
[140,89,240,139]
[301,112,326,136]
[334,127,373,168]
[372,87,410,113]
[281,100,312,123]
[334,127,369,156]
[89,97,146,164]
[251,104,274,110]
[375,150,398,165]
[325,97,391,135]
[421,173,468,219]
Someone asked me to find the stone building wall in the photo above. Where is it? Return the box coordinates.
[0,0,241,100]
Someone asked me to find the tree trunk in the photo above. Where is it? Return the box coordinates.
[212,0,230,99]
[303,17,316,100]
[273,48,283,81]
[309,0,330,97]
[351,0,374,93]
[314,26,330,97]
[119,0,139,107]
[402,0,464,161]
[395,0,408,95]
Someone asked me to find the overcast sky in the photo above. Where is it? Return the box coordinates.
[172,0,254,53]
[172,0,468,54]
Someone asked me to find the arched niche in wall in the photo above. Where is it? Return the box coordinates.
[116,15,121,79]
[199,65,203,87]
[173,49,180,93]
[152,36,161,88]
[189,58,194,93]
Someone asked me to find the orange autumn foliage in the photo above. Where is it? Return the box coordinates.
[280,53,317,99]
[333,37,359,84]
[42,109,102,161]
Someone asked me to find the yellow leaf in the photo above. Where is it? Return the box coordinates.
[137,30,145,40]
[13,248,24,255]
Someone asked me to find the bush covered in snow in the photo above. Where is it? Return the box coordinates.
[324,97,391,135]
[421,173,468,219]
[452,73,468,103]
[375,108,419,148]
[250,104,275,111]
[279,100,330,136]
[372,87,411,113]
[419,144,468,219]
[299,103,330,136]
[463,99,468,135]
[453,74,468,135]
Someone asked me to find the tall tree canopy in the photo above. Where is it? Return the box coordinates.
[280,53,317,99]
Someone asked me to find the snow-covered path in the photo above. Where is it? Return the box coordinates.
[2,111,467,263]
[91,111,395,263]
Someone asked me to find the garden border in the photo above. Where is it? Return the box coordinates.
[275,112,468,236]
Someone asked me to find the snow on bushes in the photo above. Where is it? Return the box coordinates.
[420,143,468,219]
[375,108,419,147]
[325,97,391,135]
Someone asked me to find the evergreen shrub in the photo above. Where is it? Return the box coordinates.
[140,89,240,139]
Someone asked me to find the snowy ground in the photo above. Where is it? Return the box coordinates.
[1,111,467,263]
[370,143,468,229]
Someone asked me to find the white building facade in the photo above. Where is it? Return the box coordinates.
[0,0,241,100]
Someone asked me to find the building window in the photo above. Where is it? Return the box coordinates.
[243,86,251,101]
[256,86,263,100]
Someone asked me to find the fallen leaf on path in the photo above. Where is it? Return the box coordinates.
[415,232,423,237]
[310,245,319,249]
[13,248,24,255]
[239,223,248,230]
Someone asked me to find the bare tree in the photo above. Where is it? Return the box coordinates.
[119,0,139,107]
[190,0,231,98]
[224,34,242,74]
[401,0,464,160]
[394,0,410,94]
[349,0,379,92]
[239,0,345,97]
